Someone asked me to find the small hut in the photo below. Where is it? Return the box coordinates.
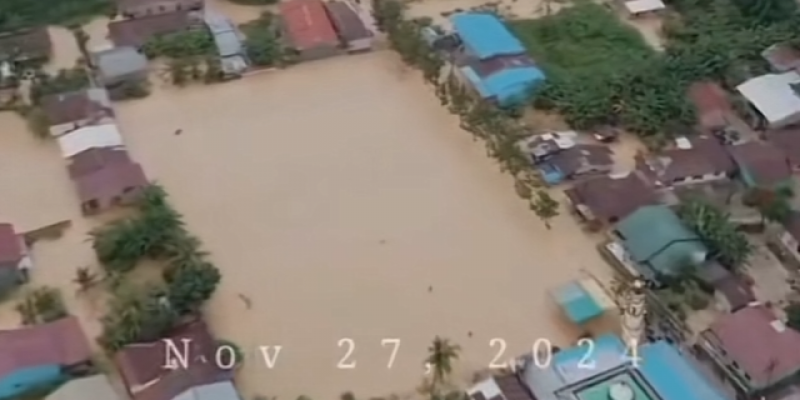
[551,278,621,337]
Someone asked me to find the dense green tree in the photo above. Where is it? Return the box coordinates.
[744,187,793,223]
[786,302,800,331]
[15,286,68,325]
[98,284,178,352]
[142,30,216,59]
[0,0,113,31]
[29,68,90,104]
[678,199,753,267]
[165,261,221,315]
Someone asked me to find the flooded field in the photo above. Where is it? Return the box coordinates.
[114,52,614,399]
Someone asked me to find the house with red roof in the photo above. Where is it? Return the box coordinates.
[0,317,93,399]
[0,223,33,297]
[115,320,240,400]
[279,0,341,61]
[699,304,800,398]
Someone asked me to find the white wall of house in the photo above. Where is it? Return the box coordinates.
[779,229,800,262]
[658,171,728,187]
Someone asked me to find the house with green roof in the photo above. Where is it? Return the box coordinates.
[613,205,708,279]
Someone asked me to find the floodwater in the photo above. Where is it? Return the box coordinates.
[114,52,615,399]
[0,14,621,400]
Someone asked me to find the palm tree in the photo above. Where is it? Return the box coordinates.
[425,336,461,391]
[74,266,99,292]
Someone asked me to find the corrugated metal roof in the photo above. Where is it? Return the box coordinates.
[57,124,125,158]
[94,46,148,80]
[451,13,525,60]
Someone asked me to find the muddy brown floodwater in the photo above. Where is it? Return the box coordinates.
[113,52,615,399]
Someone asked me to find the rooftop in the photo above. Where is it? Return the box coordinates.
[279,0,339,50]
[706,304,800,389]
[0,317,92,379]
[564,172,659,224]
[736,72,800,127]
[40,88,113,126]
[0,27,52,61]
[451,13,526,60]
[108,11,199,48]
[687,81,733,130]
[519,334,730,400]
[728,140,792,187]
[635,136,734,186]
[324,1,372,42]
[93,46,148,81]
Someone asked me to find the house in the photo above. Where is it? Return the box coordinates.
[466,374,535,400]
[517,131,577,162]
[204,10,248,76]
[324,1,373,53]
[538,145,614,185]
[108,11,202,48]
[0,223,32,296]
[699,304,800,397]
[92,46,149,87]
[40,88,114,137]
[765,129,800,171]
[46,375,120,400]
[279,0,340,61]
[57,124,124,159]
[451,13,546,107]
[115,320,237,400]
[736,71,800,129]
[565,171,660,229]
[762,42,800,72]
[0,317,92,399]
[517,334,730,400]
[687,81,735,131]
[622,0,666,17]
[0,27,52,63]
[613,205,708,280]
[67,148,147,215]
[695,262,754,313]
[728,141,792,188]
[116,0,203,19]
[636,136,734,187]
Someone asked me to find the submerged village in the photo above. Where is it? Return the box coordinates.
[4,0,800,399]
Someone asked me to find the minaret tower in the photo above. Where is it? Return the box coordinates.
[620,278,647,353]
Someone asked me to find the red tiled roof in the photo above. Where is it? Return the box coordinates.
[0,223,22,265]
[115,320,229,400]
[279,0,339,50]
[636,136,734,185]
[0,317,92,378]
[708,305,800,387]
[73,161,148,204]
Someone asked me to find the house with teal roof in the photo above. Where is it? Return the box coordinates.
[613,205,708,280]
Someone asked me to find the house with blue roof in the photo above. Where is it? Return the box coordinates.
[515,334,733,400]
[450,13,546,107]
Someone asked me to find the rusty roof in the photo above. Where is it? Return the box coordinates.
[0,27,52,61]
[0,317,92,378]
[548,145,613,176]
[637,136,734,185]
[766,129,800,168]
[708,305,800,388]
[0,223,23,266]
[324,1,371,42]
[72,160,148,204]
[728,141,792,186]
[115,320,229,400]
[108,11,198,48]
[40,89,113,126]
[68,147,133,179]
[565,172,659,223]
[687,81,733,129]
[279,0,339,50]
